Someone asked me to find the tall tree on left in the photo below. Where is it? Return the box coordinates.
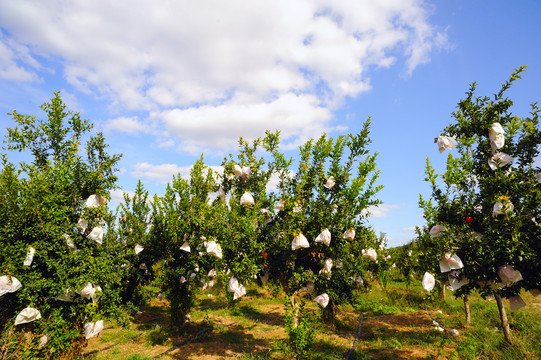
[0,92,126,359]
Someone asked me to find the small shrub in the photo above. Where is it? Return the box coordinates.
[274,297,317,360]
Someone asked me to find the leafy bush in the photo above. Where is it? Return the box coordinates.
[274,297,317,360]
[217,122,384,320]
[149,158,224,328]
[0,92,126,358]
[416,66,541,343]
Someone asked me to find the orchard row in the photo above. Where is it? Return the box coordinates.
[1,67,539,358]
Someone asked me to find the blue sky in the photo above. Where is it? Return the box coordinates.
[1,0,540,247]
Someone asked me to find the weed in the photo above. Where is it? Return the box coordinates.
[273,297,317,360]
[352,297,402,315]
[221,329,244,344]
[384,338,402,349]
[238,350,272,359]
[126,355,150,360]
[146,325,169,346]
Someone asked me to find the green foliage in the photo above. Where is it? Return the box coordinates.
[146,157,223,328]
[392,242,417,287]
[418,66,541,293]
[114,180,154,308]
[122,122,383,327]
[416,66,541,342]
[217,121,383,319]
[0,92,126,358]
[274,297,317,360]
[352,297,403,316]
[217,131,291,300]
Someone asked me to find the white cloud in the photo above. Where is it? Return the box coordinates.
[402,226,417,233]
[132,162,223,183]
[265,170,295,193]
[157,139,175,149]
[533,155,541,168]
[58,89,80,111]
[104,116,149,134]
[0,32,40,81]
[132,163,188,183]
[109,189,135,204]
[365,204,401,218]
[159,93,332,154]
[0,0,446,151]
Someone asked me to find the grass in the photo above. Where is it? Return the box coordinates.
[82,278,541,360]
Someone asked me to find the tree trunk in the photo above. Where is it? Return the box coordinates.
[122,276,139,303]
[291,296,299,328]
[463,295,471,325]
[169,282,191,329]
[495,294,512,344]
[440,280,446,299]
[322,302,335,323]
[279,272,290,294]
